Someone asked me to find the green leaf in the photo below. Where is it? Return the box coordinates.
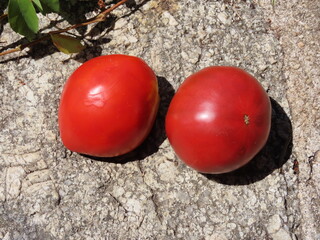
[32,0,43,12]
[8,0,39,40]
[50,34,85,54]
[40,0,60,13]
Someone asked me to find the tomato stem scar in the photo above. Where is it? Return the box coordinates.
[244,114,250,125]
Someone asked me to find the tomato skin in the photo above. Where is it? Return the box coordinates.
[58,55,159,157]
[165,66,271,174]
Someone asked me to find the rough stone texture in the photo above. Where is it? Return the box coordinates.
[257,1,320,239]
[0,0,319,239]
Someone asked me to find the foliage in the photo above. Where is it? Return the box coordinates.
[8,0,60,40]
[0,0,128,56]
[50,33,85,54]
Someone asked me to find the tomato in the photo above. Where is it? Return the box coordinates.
[58,55,159,157]
[165,66,271,174]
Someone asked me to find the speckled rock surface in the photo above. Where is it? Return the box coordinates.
[0,0,319,239]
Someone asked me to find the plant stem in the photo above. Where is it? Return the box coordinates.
[0,13,7,22]
[0,0,129,57]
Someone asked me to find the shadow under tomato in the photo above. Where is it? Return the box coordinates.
[203,98,293,185]
[82,76,175,164]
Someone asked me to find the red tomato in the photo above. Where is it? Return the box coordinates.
[58,55,159,157]
[165,66,271,174]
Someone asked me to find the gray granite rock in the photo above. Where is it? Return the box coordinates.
[0,0,319,239]
[257,1,320,239]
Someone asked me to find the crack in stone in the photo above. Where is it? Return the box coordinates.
[136,161,163,225]
[109,193,128,214]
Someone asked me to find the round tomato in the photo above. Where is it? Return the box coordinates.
[58,55,159,157]
[165,66,271,174]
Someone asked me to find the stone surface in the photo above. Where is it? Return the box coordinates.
[0,0,319,239]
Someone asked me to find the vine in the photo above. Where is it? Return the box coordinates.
[0,0,129,57]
